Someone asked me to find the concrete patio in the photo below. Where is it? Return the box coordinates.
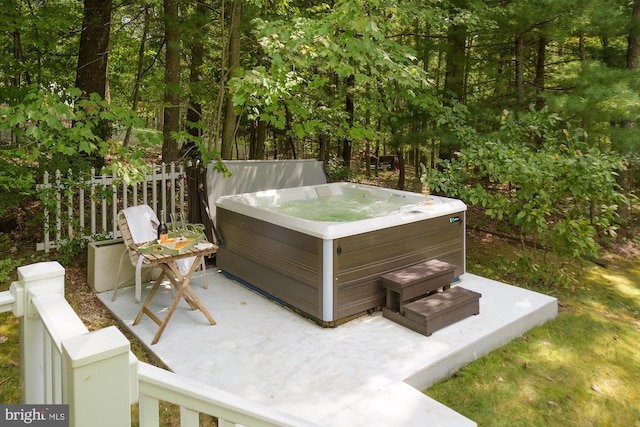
[97,268,557,426]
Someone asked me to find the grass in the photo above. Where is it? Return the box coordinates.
[425,234,640,426]
[0,313,20,404]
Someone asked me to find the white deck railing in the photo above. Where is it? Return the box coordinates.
[36,162,189,253]
[1,261,320,427]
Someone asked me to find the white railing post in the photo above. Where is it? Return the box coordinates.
[42,171,50,252]
[11,261,65,403]
[62,326,132,427]
[112,170,119,238]
[55,169,62,244]
[91,167,97,235]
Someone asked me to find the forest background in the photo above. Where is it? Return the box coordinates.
[1,0,639,270]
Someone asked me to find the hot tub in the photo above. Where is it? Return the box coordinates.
[215,182,466,326]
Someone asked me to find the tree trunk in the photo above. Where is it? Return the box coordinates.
[439,19,466,163]
[12,29,31,86]
[124,4,150,147]
[534,35,546,111]
[182,1,208,160]
[221,0,241,160]
[341,74,355,167]
[364,106,372,178]
[318,134,330,164]
[601,37,616,67]
[628,0,640,69]
[415,20,430,177]
[76,0,112,102]
[255,119,267,159]
[75,0,112,168]
[514,34,525,109]
[249,118,267,159]
[284,106,297,159]
[579,34,586,62]
[162,0,180,163]
[443,23,466,104]
[249,120,257,159]
[396,147,405,190]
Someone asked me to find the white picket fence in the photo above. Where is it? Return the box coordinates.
[0,261,320,427]
[36,162,189,252]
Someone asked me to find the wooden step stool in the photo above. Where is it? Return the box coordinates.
[399,286,481,336]
[380,259,481,336]
[380,259,456,314]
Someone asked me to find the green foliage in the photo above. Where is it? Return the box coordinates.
[0,233,42,286]
[325,154,353,182]
[0,85,160,214]
[55,233,107,267]
[423,105,626,266]
[546,61,640,149]
[0,0,82,89]
[170,129,229,176]
[230,0,437,150]
[1,0,638,253]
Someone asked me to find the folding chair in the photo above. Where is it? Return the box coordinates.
[112,205,207,302]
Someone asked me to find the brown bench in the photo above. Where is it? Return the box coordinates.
[380,259,481,336]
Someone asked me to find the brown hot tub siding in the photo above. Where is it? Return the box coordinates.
[216,209,323,319]
[216,207,465,325]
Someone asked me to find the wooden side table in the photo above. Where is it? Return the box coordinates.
[133,244,218,344]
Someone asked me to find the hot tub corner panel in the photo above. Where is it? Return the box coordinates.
[216,208,325,321]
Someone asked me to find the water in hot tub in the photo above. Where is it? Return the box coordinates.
[262,193,435,222]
